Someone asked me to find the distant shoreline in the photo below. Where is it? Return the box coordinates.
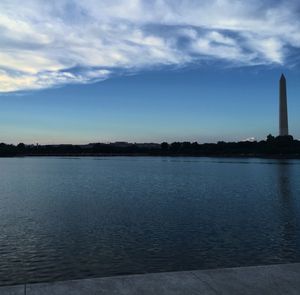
[2,153,300,159]
[1,136,300,159]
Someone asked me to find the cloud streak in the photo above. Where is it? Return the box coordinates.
[0,0,299,92]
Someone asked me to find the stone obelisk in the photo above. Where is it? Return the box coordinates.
[279,74,289,136]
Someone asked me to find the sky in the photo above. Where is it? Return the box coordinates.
[0,0,300,144]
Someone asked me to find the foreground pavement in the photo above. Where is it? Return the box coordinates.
[1,263,300,294]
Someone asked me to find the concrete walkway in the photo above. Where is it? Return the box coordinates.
[1,263,300,294]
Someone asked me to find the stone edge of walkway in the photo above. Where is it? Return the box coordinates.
[1,263,300,295]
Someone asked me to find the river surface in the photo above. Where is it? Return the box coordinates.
[0,156,300,285]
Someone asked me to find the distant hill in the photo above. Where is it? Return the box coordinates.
[1,136,300,158]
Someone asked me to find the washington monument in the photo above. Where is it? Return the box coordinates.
[279,74,289,136]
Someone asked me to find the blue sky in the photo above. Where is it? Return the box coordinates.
[0,0,300,144]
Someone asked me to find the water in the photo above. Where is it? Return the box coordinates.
[0,156,300,286]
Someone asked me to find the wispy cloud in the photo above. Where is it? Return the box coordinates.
[0,0,299,92]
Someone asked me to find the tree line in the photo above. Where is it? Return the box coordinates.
[0,135,299,157]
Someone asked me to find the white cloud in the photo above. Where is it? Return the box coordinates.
[0,0,299,92]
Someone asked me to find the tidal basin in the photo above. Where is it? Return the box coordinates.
[1,156,300,286]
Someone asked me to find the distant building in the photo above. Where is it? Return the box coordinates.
[110,142,132,148]
[279,74,289,136]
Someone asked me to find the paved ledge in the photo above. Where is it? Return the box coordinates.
[1,263,300,295]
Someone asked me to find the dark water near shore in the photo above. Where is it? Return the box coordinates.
[0,156,300,286]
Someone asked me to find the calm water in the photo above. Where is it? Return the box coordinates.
[0,157,300,285]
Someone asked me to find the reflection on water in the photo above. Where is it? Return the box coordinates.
[0,157,300,286]
[277,161,298,259]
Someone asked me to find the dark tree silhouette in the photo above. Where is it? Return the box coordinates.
[0,136,300,157]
